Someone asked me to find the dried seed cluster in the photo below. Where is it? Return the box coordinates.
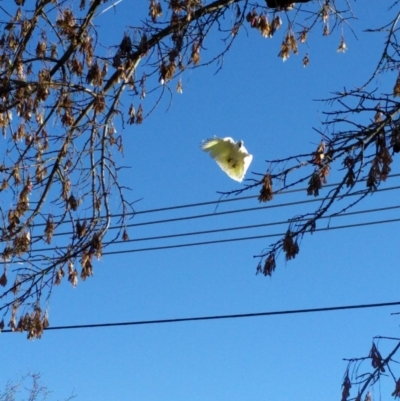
[246,11,282,39]
[258,173,274,202]
[307,166,329,197]
[341,372,351,401]
[307,142,330,196]
[282,229,299,260]
[367,131,392,189]
[149,0,163,22]
[343,155,356,187]
[278,32,298,61]
[256,253,276,277]
[5,304,49,340]
[369,343,385,372]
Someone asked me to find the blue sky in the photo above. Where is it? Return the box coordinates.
[1,1,400,400]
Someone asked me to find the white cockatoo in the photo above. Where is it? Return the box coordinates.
[201,137,253,182]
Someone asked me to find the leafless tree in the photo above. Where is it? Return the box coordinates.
[0,372,76,401]
[0,0,353,337]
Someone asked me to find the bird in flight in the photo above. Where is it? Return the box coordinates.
[201,137,253,182]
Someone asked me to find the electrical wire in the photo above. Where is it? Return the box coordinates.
[94,204,400,245]
[100,216,400,255]
[99,173,400,218]
[32,184,400,241]
[31,173,400,229]
[2,300,399,333]
[124,185,400,229]
[17,214,400,264]
[30,203,400,254]
[13,182,400,261]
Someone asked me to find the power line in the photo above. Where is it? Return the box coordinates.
[16,184,400,261]
[16,214,400,264]
[101,216,400,255]
[93,204,400,245]
[2,300,399,333]
[103,173,400,217]
[24,212,400,263]
[32,184,400,241]
[30,203,400,254]
[110,185,400,229]
[31,174,400,229]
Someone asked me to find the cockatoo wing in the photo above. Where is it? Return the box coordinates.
[201,137,235,158]
[201,137,253,182]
